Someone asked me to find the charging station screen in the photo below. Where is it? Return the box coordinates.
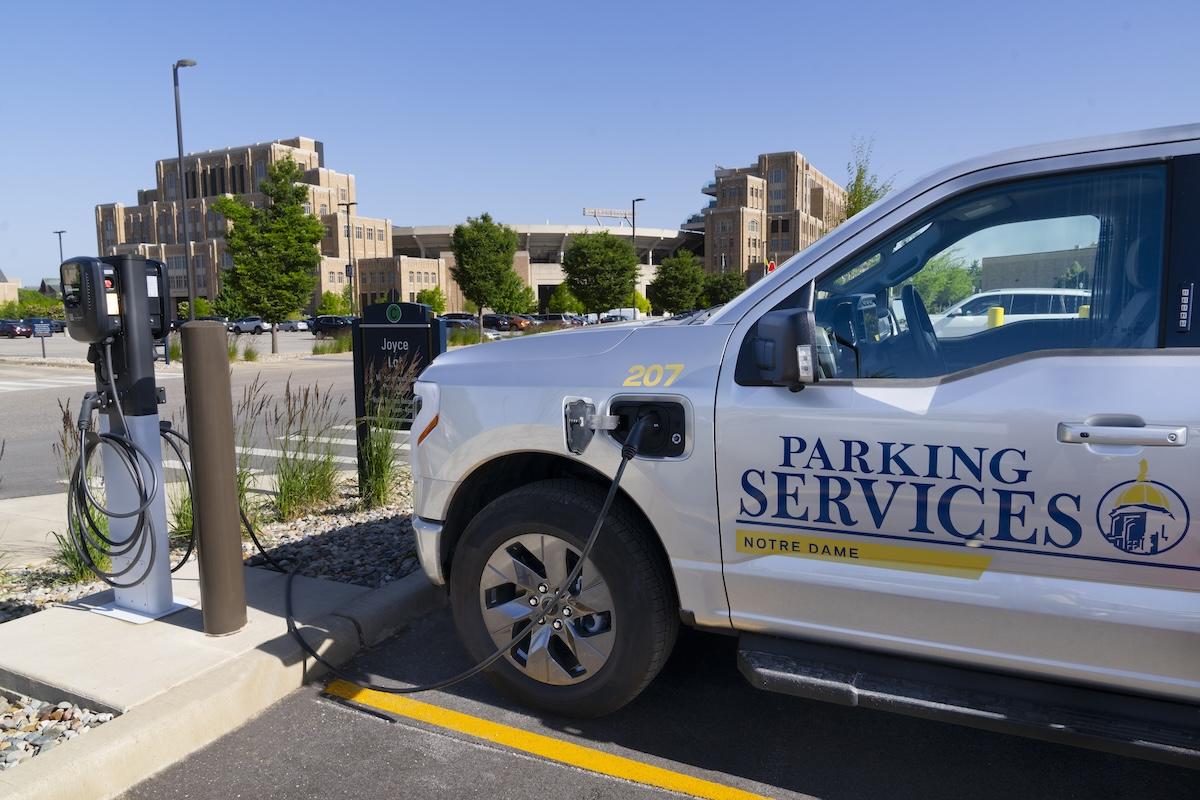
[62,262,80,293]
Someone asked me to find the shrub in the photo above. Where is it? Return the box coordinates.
[242,342,259,362]
[227,333,240,362]
[51,529,111,584]
[311,331,352,355]
[167,332,183,363]
[269,379,344,520]
[448,327,489,347]
[358,361,419,509]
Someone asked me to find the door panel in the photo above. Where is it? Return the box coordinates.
[717,353,1200,700]
[715,161,1199,702]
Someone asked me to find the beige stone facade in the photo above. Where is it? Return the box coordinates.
[0,269,19,305]
[702,151,845,279]
[370,224,701,314]
[95,136,390,310]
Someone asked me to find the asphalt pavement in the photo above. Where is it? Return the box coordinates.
[119,608,1195,800]
[0,334,354,500]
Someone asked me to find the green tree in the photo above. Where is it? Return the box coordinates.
[562,231,638,316]
[451,213,519,341]
[491,270,537,314]
[646,250,704,315]
[1054,261,1091,290]
[626,289,650,315]
[701,271,746,307]
[212,157,325,353]
[547,283,585,314]
[316,290,351,315]
[178,297,215,319]
[910,250,974,313]
[834,137,894,225]
[416,286,447,314]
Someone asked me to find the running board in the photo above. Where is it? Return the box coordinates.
[737,634,1200,769]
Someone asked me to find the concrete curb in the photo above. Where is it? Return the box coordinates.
[0,571,445,800]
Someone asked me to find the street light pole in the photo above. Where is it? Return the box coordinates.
[338,200,358,315]
[53,230,66,264]
[173,59,197,319]
[631,198,645,315]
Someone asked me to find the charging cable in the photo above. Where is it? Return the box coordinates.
[279,412,652,694]
[123,402,652,695]
[65,342,163,588]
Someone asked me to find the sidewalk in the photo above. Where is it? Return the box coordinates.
[0,559,443,799]
[0,494,63,568]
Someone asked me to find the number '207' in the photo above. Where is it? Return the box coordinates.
[623,363,684,387]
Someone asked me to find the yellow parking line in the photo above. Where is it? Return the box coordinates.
[326,680,773,800]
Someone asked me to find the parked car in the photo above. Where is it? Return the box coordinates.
[0,320,32,338]
[600,314,630,324]
[441,312,477,321]
[276,319,310,332]
[230,316,272,334]
[514,314,540,327]
[481,314,512,331]
[533,313,585,327]
[196,315,231,328]
[407,125,1200,762]
[311,315,353,337]
[444,318,500,340]
[930,288,1090,338]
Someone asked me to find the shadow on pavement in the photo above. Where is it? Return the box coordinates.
[344,608,1196,800]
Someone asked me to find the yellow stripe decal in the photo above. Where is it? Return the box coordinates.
[326,680,772,800]
[736,529,991,579]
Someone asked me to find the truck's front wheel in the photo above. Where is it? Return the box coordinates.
[449,479,677,717]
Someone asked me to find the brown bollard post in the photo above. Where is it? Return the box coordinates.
[181,320,247,635]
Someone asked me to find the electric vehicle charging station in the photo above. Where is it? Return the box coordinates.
[59,254,192,622]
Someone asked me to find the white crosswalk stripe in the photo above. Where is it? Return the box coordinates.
[0,371,180,394]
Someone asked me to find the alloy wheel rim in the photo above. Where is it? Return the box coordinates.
[478,532,616,686]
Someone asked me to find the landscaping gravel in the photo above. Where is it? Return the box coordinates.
[0,690,114,770]
[242,483,419,588]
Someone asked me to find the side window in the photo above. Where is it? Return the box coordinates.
[812,165,1166,379]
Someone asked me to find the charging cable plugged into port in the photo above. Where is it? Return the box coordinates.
[287,411,656,695]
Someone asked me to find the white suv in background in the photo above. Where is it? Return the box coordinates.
[229,316,271,334]
[931,288,1089,338]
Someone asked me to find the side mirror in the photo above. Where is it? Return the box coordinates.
[754,308,820,388]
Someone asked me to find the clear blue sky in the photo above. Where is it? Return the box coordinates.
[1,0,1197,286]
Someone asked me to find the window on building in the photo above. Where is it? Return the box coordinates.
[409,271,414,283]
[344,224,350,237]
[749,219,759,233]
[303,203,312,214]
[366,228,374,240]
[355,226,363,239]
[339,187,347,202]
[337,273,344,283]
[329,271,335,283]
[376,228,384,240]
[409,292,416,302]
[320,204,328,215]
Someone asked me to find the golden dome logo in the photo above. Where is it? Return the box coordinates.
[1096,460,1189,556]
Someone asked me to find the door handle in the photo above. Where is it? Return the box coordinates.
[1057,422,1187,447]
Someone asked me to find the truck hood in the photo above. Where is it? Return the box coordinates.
[423,325,638,378]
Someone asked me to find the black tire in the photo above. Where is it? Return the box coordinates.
[254,327,263,335]
[450,479,677,717]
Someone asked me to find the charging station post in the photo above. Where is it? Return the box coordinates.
[181,321,246,635]
[59,254,189,622]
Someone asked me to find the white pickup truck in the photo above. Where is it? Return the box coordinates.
[409,125,1199,765]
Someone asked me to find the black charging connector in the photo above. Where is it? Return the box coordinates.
[610,401,686,457]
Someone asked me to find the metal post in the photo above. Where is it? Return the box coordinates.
[339,200,357,315]
[53,230,66,264]
[631,198,644,317]
[173,59,197,319]
[104,255,174,616]
[181,320,246,635]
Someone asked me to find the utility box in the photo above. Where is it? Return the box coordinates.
[351,299,446,480]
